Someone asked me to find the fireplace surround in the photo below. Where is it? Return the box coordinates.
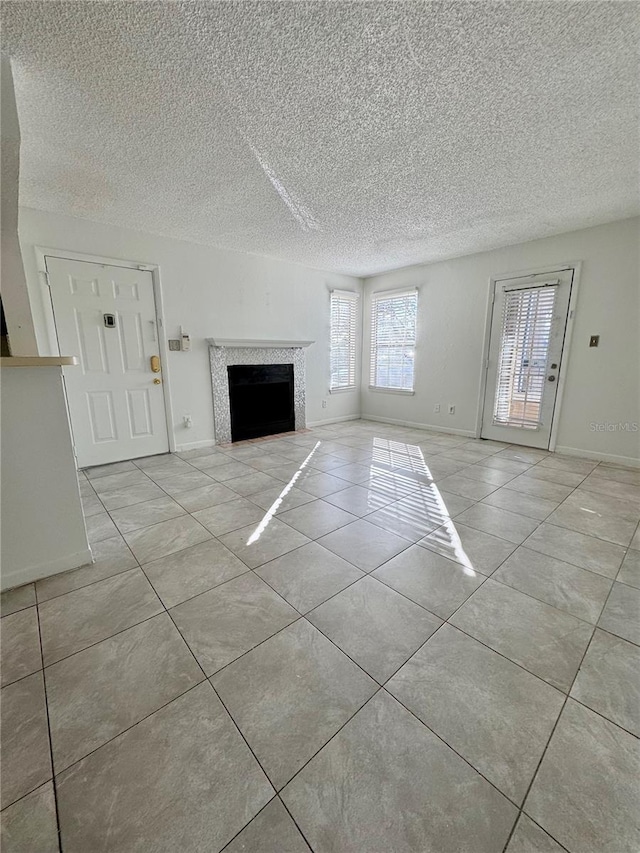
[207,339,314,444]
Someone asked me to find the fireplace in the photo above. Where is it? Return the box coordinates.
[228,364,295,441]
[207,338,314,445]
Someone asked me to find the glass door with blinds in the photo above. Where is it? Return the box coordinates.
[481,269,574,448]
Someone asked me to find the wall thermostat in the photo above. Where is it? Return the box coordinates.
[180,327,191,351]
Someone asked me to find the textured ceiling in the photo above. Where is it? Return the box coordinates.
[2,1,639,275]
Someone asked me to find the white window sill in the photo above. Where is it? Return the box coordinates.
[329,386,357,394]
[368,386,415,396]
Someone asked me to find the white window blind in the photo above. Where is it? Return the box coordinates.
[493,284,557,429]
[370,289,418,392]
[330,290,359,390]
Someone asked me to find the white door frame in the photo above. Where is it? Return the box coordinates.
[474,261,582,452]
[34,247,176,454]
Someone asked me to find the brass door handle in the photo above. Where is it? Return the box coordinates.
[153,378,162,385]
[150,355,161,373]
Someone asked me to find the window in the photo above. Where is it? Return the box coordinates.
[493,283,557,429]
[330,290,359,390]
[370,289,418,392]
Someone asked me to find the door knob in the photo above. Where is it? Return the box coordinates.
[153,378,162,385]
[150,355,161,373]
[547,375,556,382]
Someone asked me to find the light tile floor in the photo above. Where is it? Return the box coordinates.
[2,420,639,852]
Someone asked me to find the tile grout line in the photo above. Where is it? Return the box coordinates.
[500,813,572,853]
[142,558,322,853]
[33,598,64,852]
[39,444,640,647]
[42,554,218,811]
[272,796,315,853]
[217,794,314,853]
[90,447,634,581]
[209,672,320,852]
[34,545,139,607]
[382,673,534,814]
[119,457,542,836]
[158,479,640,830]
[36,444,639,667]
[496,555,629,853]
[11,428,637,850]
[49,681,207,789]
[20,534,639,766]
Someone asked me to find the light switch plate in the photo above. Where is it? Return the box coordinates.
[589,335,600,347]
[168,339,181,351]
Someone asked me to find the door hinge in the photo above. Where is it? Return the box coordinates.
[41,270,51,287]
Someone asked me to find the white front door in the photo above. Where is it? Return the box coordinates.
[47,256,170,467]
[481,268,574,449]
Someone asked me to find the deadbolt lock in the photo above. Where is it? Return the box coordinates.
[153,378,162,385]
[150,355,161,373]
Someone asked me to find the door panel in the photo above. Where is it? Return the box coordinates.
[70,274,100,297]
[126,389,154,437]
[481,269,573,449]
[47,257,169,467]
[113,280,140,301]
[88,391,118,442]
[75,309,110,373]
[118,313,146,373]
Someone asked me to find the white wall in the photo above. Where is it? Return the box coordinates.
[18,208,362,449]
[16,209,639,464]
[362,218,640,465]
[1,53,38,354]
[1,366,91,590]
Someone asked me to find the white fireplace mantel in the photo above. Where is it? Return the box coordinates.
[207,338,314,348]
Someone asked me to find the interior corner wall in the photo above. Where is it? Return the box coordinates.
[17,208,363,449]
[0,53,38,354]
[361,218,640,466]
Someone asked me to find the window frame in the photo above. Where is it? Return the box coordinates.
[369,287,418,394]
[329,289,359,393]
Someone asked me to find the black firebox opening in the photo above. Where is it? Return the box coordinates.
[228,364,295,442]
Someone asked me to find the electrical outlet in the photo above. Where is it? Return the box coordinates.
[183,415,193,429]
[448,404,455,415]
[434,404,440,413]
[322,399,327,409]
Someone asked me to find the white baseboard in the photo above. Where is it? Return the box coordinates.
[361,414,476,437]
[174,438,217,452]
[307,414,361,427]
[0,547,94,593]
[179,421,362,446]
[554,445,640,469]
[173,423,639,468]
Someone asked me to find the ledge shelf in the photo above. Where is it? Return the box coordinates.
[0,356,79,367]
[207,338,314,349]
